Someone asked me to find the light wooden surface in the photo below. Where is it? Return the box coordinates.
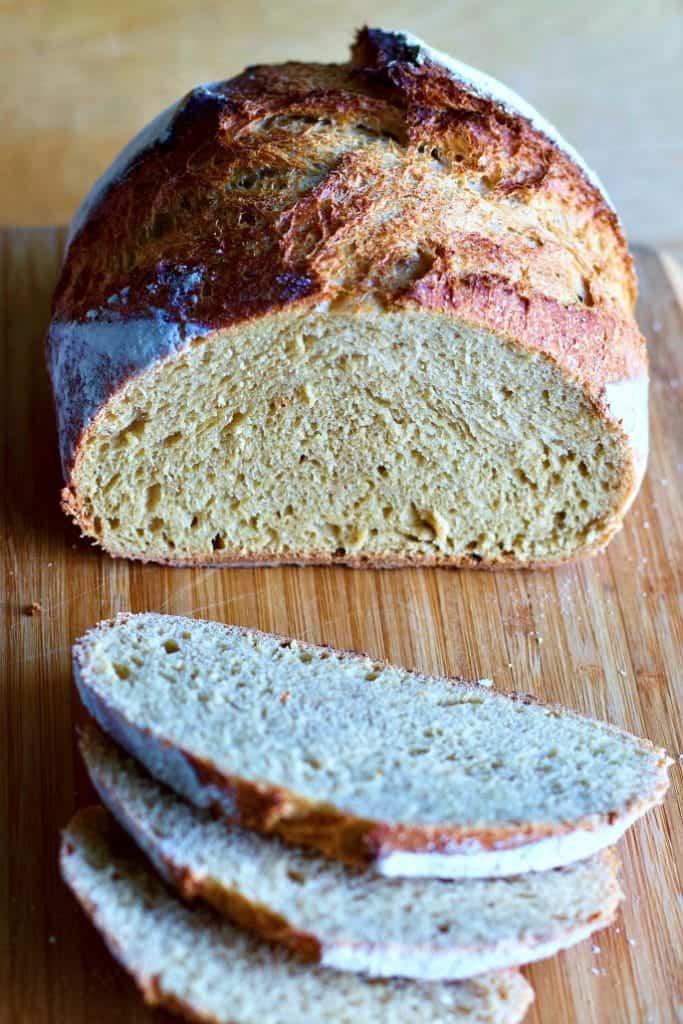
[3,0,683,242]
[1,228,682,1022]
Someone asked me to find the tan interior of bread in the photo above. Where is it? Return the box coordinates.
[71,309,629,564]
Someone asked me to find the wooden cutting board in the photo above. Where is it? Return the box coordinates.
[1,228,681,1023]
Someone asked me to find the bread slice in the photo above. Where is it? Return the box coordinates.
[81,724,623,980]
[48,27,647,569]
[73,613,672,878]
[61,808,535,1023]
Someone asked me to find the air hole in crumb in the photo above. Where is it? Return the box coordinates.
[377,465,388,477]
[114,416,147,448]
[113,663,130,680]
[212,534,225,551]
[162,639,180,654]
[286,868,306,885]
[93,516,102,535]
[147,483,161,511]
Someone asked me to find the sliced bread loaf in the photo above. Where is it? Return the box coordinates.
[73,613,672,877]
[61,808,535,1023]
[81,725,623,980]
[48,27,646,569]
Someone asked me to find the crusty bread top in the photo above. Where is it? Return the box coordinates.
[48,27,645,476]
[61,807,535,1023]
[73,613,671,873]
[82,723,622,980]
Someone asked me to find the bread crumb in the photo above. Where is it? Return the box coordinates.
[279,691,291,704]
[25,601,43,616]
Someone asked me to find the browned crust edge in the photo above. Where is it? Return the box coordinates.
[72,614,673,869]
[60,808,228,1024]
[82,732,624,972]
[61,807,535,1024]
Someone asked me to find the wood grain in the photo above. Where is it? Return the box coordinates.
[1,228,681,1022]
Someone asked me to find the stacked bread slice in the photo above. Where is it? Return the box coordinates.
[61,613,672,1023]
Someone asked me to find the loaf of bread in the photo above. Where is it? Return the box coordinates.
[73,613,671,877]
[47,27,647,568]
[61,808,535,1023]
[81,724,622,981]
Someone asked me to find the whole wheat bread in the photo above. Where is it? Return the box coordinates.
[60,808,534,1023]
[73,613,671,877]
[81,725,623,980]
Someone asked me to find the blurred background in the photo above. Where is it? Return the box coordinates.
[3,0,682,243]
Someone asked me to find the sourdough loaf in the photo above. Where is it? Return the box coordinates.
[81,724,623,980]
[73,613,671,877]
[47,27,647,568]
[61,808,535,1023]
